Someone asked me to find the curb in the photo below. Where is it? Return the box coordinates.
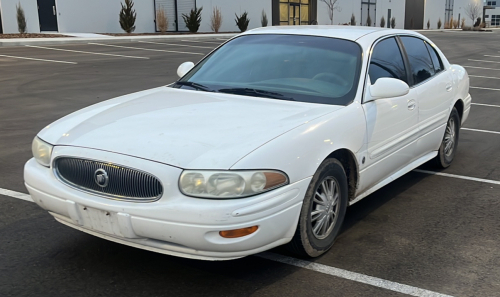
[0,33,239,47]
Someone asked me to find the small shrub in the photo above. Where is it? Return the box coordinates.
[391,17,396,28]
[474,17,481,27]
[480,22,486,28]
[448,17,453,29]
[366,14,372,26]
[461,18,465,28]
[210,6,222,33]
[350,13,356,26]
[444,22,450,29]
[119,0,137,33]
[462,25,472,31]
[437,18,442,29]
[235,11,250,32]
[261,10,268,27]
[16,3,27,34]
[156,6,168,33]
[380,16,385,28]
[182,7,203,33]
[453,19,459,29]
[427,19,430,29]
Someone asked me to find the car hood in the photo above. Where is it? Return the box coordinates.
[39,87,343,169]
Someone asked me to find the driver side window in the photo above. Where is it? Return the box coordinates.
[369,37,408,84]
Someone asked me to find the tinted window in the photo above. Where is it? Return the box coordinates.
[179,34,362,106]
[425,42,444,73]
[369,37,408,84]
[400,36,435,85]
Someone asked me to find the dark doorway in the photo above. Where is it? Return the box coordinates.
[387,9,391,28]
[37,0,58,31]
[404,0,424,29]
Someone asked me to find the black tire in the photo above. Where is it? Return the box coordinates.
[436,108,460,168]
[285,158,348,258]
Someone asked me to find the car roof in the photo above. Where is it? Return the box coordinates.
[242,25,419,43]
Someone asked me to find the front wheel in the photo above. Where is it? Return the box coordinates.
[436,108,460,168]
[285,158,348,258]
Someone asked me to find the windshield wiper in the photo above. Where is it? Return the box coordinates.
[217,88,294,101]
[175,81,215,92]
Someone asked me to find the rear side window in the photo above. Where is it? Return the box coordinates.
[400,36,435,85]
[369,37,408,84]
[425,42,444,73]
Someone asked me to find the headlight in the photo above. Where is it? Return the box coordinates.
[32,137,53,167]
[179,170,289,199]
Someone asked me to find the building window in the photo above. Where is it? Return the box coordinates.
[487,1,497,5]
[279,0,310,25]
[492,15,500,26]
[361,0,377,26]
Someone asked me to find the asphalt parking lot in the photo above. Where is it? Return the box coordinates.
[1,31,499,297]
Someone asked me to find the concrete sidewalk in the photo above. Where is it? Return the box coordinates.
[0,33,238,47]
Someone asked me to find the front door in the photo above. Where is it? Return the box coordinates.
[290,3,300,25]
[358,37,419,193]
[37,0,58,31]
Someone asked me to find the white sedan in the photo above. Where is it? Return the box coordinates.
[25,26,470,260]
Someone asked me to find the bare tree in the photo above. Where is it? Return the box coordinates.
[210,6,223,33]
[464,3,481,25]
[320,0,342,25]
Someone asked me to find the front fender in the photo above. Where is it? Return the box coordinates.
[230,102,366,184]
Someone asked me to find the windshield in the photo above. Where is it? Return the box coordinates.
[175,34,362,106]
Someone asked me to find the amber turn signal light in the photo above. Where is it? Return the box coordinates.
[219,226,259,238]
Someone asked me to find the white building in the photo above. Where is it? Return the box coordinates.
[484,0,500,27]
[0,0,484,34]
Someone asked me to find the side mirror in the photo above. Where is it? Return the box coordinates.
[177,62,195,78]
[368,78,410,101]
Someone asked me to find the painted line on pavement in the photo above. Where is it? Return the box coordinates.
[461,127,500,135]
[257,252,454,297]
[464,65,500,71]
[470,86,500,91]
[25,45,149,59]
[414,170,500,185]
[88,43,205,55]
[469,75,500,80]
[485,55,500,59]
[138,41,214,49]
[0,54,77,64]
[0,188,33,202]
[468,59,500,64]
[181,40,224,45]
[472,103,500,108]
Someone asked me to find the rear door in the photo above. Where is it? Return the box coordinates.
[399,36,453,155]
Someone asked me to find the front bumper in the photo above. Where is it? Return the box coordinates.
[24,146,310,260]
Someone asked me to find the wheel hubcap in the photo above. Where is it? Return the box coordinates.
[310,177,340,240]
[444,117,456,157]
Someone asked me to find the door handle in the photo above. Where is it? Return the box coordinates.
[53,6,56,15]
[407,99,416,111]
[446,84,453,92]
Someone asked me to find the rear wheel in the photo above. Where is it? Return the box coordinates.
[436,108,460,168]
[286,158,348,258]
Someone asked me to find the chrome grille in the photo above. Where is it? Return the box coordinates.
[54,157,163,202]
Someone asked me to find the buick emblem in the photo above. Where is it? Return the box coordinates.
[94,169,109,188]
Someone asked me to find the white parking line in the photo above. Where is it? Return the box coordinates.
[25,45,149,59]
[414,170,500,185]
[0,188,33,202]
[469,75,500,80]
[0,54,77,64]
[484,55,500,59]
[470,86,500,91]
[462,127,500,135]
[257,252,454,297]
[472,103,500,108]
[464,65,500,71]
[468,59,500,64]
[181,40,224,45]
[138,41,214,49]
[88,43,205,55]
